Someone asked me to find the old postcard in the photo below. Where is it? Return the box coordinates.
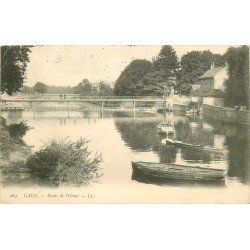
[0,45,249,203]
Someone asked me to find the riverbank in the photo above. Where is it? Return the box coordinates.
[0,117,32,186]
[203,104,250,126]
[0,118,32,168]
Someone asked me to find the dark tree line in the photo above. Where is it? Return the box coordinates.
[1,45,248,108]
[114,59,153,96]
[114,45,226,96]
[73,79,113,96]
[1,46,31,95]
[224,45,249,108]
[114,46,179,96]
[21,79,114,96]
[177,51,225,85]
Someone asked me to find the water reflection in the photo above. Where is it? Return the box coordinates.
[114,120,160,151]
[225,137,250,184]
[0,110,249,187]
[114,112,250,185]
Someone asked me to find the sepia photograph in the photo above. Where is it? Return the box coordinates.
[0,45,249,203]
[1,1,249,250]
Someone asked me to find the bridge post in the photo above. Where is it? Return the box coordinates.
[101,101,104,110]
[67,101,69,110]
[29,101,33,109]
[133,101,136,110]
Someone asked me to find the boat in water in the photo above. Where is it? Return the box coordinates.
[162,138,224,154]
[132,161,227,183]
[157,123,175,134]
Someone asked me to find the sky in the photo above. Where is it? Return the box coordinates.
[25,45,232,87]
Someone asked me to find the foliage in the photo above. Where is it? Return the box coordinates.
[179,83,192,95]
[136,71,166,96]
[213,53,226,66]
[114,59,153,96]
[99,81,113,96]
[211,89,225,98]
[21,85,35,95]
[7,121,32,139]
[26,138,102,187]
[224,45,249,108]
[1,46,31,95]
[73,79,93,95]
[177,50,225,85]
[46,85,74,94]
[153,45,179,79]
[73,79,113,96]
[33,82,47,94]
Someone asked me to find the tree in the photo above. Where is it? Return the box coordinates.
[136,71,166,96]
[82,82,93,95]
[1,46,31,95]
[34,82,47,94]
[114,59,153,96]
[153,45,179,79]
[179,83,192,95]
[177,50,225,86]
[21,85,35,95]
[46,85,74,94]
[99,82,113,96]
[224,46,249,108]
[73,79,94,95]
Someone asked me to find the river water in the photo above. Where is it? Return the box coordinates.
[1,110,249,202]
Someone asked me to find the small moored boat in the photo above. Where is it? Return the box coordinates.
[132,161,227,183]
[163,138,224,154]
[157,123,174,134]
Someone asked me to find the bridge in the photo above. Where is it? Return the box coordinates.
[0,96,173,111]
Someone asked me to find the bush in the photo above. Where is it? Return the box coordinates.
[179,83,192,95]
[26,138,102,187]
[7,121,32,139]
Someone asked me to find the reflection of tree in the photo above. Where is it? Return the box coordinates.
[6,110,24,124]
[174,121,214,147]
[114,116,216,163]
[180,149,211,163]
[115,115,250,185]
[203,115,250,184]
[113,111,133,118]
[114,118,178,163]
[173,118,215,162]
[158,145,177,163]
[115,120,160,151]
[225,137,250,184]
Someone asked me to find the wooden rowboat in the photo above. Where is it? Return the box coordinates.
[132,161,227,183]
[163,138,224,154]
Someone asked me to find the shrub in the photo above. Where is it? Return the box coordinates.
[7,121,31,139]
[26,138,102,187]
[179,83,192,95]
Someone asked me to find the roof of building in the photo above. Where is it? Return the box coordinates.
[199,66,225,79]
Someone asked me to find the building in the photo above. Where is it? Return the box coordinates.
[199,63,228,94]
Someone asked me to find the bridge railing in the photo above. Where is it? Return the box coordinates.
[41,95,164,100]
